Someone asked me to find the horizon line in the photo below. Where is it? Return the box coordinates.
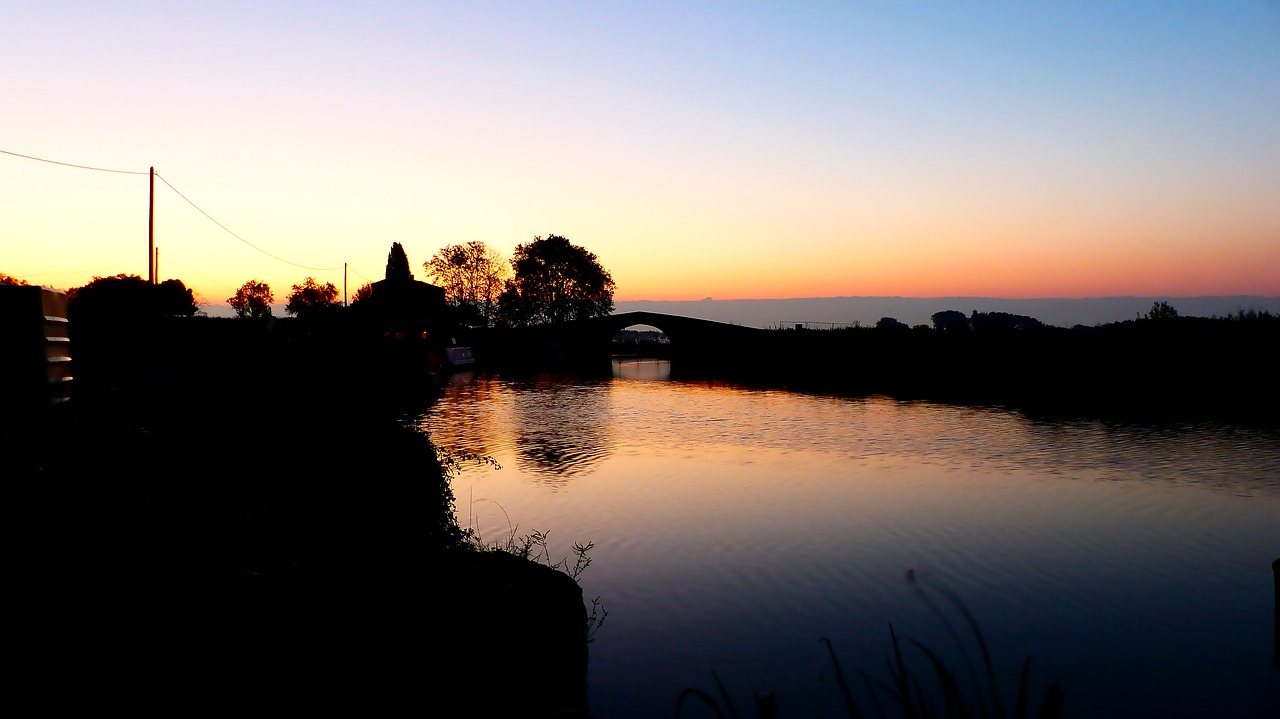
[613,293,1280,303]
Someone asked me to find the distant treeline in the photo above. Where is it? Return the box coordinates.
[47,282,1280,426]
[679,305,1279,424]
[614,295,1280,330]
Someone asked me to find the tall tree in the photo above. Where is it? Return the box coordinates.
[386,242,414,282]
[228,279,274,319]
[285,277,340,317]
[497,235,614,326]
[425,241,509,326]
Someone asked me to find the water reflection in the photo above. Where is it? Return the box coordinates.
[412,370,509,459]
[420,362,1280,498]
[613,358,671,381]
[1020,418,1280,495]
[417,370,612,482]
[413,360,1280,718]
[510,375,612,480]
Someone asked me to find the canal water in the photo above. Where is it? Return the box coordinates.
[411,359,1280,718]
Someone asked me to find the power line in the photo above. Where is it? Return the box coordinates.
[349,267,376,284]
[1,148,149,175]
[4,147,342,274]
[155,172,340,272]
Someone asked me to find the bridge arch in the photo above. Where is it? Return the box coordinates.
[581,312,757,347]
[611,322,669,355]
[491,311,766,369]
[575,312,765,365]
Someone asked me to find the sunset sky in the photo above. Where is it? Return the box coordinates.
[4,1,1278,310]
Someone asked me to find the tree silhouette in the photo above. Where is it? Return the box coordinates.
[425,241,508,327]
[930,309,969,333]
[875,316,910,333]
[970,310,1044,332]
[1,272,30,286]
[228,280,274,319]
[497,235,615,326]
[385,242,413,283]
[69,274,198,319]
[1145,301,1179,321]
[157,279,199,317]
[285,277,340,317]
[350,281,375,304]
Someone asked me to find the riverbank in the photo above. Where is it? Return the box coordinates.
[7,317,590,717]
[748,318,1279,425]
[473,313,1280,425]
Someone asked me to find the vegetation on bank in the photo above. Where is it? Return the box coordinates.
[439,448,609,644]
[665,304,1279,425]
[11,258,1273,426]
[51,284,1265,426]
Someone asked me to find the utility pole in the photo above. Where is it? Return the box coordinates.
[148,167,155,284]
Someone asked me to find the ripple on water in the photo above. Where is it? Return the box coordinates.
[414,365,1280,719]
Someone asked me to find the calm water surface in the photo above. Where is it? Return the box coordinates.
[413,359,1280,718]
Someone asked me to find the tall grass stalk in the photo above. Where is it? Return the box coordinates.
[447,449,610,643]
[677,571,1062,719]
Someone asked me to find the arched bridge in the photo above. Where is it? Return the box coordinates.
[576,311,763,347]
[487,311,766,368]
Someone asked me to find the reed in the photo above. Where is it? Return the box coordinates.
[677,571,1062,719]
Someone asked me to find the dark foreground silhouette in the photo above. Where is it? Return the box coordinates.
[7,295,1276,717]
[7,317,589,717]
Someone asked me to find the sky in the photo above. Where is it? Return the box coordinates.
[4,1,1279,311]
